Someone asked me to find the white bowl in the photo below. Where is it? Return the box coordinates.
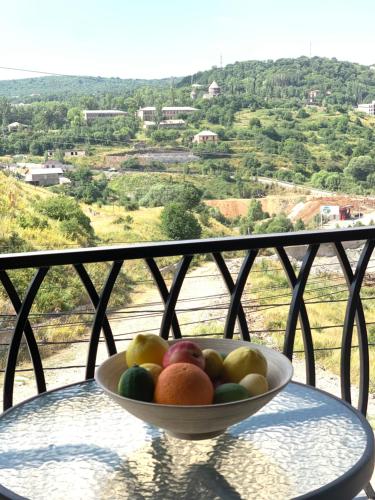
[95,338,293,440]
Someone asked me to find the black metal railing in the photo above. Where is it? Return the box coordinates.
[0,226,374,418]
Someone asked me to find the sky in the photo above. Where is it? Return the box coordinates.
[1,0,375,81]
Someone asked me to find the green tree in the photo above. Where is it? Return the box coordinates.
[344,155,374,182]
[254,214,294,234]
[160,203,202,240]
[247,200,267,222]
[294,218,305,231]
[67,107,84,127]
[37,195,95,243]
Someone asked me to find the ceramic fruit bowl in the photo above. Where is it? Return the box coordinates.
[95,338,293,440]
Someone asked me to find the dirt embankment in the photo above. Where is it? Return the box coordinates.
[206,195,375,224]
[205,195,304,219]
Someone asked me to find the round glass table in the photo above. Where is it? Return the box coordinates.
[0,380,373,499]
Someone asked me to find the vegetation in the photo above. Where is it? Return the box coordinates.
[160,203,202,240]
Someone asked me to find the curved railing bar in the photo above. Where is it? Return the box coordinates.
[0,271,46,400]
[223,250,258,339]
[145,258,182,339]
[276,247,316,386]
[85,261,123,379]
[283,245,319,361]
[3,267,48,411]
[74,263,117,357]
[338,240,375,407]
[159,255,193,340]
[212,253,250,341]
[334,242,369,415]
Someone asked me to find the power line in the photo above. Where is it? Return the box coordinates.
[0,66,93,78]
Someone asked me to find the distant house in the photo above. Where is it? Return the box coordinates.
[137,107,197,121]
[7,122,29,132]
[193,130,218,144]
[83,110,128,122]
[43,160,71,171]
[64,150,86,157]
[24,168,63,186]
[143,119,186,129]
[308,89,320,103]
[356,101,375,115]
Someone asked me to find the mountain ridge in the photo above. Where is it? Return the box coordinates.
[2,56,375,103]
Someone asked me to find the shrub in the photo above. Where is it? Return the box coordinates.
[160,203,202,240]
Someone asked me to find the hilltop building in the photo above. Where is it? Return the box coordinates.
[83,110,128,122]
[203,81,221,99]
[208,81,221,97]
[137,107,197,121]
[356,101,375,116]
[193,130,218,144]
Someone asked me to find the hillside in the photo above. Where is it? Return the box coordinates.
[180,56,375,105]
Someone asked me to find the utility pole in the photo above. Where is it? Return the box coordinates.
[170,77,175,105]
[309,41,312,58]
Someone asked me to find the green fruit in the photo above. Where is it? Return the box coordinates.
[213,383,250,404]
[202,348,224,379]
[117,366,154,402]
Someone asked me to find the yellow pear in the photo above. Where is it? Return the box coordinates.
[223,347,267,383]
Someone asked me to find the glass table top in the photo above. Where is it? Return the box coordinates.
[0,380,373,499]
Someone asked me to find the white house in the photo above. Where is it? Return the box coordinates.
[24,168,63,186]
[356,101,375,115]
[7,122,29,132]
[193,130,218,144]
[42,160,73,172]
[64,150,86,158]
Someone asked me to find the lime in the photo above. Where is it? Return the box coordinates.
[213,383,250,404]
[118,366,154,402]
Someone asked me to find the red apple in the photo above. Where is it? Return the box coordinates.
[163,341,205,370]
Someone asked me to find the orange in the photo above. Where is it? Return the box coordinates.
[154,363,214,405]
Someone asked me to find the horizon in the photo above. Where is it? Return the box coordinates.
[1,54,374,84]
[1,0,375,82]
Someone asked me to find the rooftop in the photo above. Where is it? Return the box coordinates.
[195,130,218,136]
[139,106,198,111]
[25,168,63,175]
[83,109,127,114]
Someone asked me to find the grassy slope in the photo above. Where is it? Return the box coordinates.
[232,107,375,174]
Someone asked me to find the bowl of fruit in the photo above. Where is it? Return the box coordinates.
[95,335,293,440]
